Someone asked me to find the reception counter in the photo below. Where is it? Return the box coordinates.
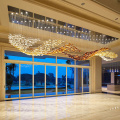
[107,84,120,91]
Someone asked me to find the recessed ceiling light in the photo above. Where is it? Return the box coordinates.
[81,3,85,5]
[115,18,118,20]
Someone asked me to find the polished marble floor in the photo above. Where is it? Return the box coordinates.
[0,93,120,120]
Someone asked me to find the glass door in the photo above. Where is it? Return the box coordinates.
[34,65,45,96]
[67,67,74,94]
[20,64,33,97]
[5,63,90,99]
[57,66,66,95]
[46,65,56,96]
[5,63,19,98]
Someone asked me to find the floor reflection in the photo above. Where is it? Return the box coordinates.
[0,93,120,120]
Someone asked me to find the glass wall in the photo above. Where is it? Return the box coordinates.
[83,68,89,92]
[76,60,90,66]
[34,65,45,96]
[5,63,19,98]
[34,55,56,63]
[57,57,74,65]
[21,64,33,97]
[5,50,32,61]
[67,67,74,94]
[58,66,66,95]
[46,66,56,95]
[4,51,90,99]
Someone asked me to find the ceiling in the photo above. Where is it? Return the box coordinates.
[92,0,120,14]
[26,0,120,26]
[0,0,120,63]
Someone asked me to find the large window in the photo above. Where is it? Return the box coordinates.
[34,65,45,96]
[5,50,32,61]
[21,64,33,97]
[5,63,19,98]
[58,66,66,95]
[76,60,90,66]
[67,67,74,94]
[46,66,56,95]
[57,57,74,65]
[4,50,90,99]
[34,55,56,63]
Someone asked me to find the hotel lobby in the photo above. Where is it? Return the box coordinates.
[0,0,120,119]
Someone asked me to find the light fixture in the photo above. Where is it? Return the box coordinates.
[115,18,118,20]
[9,34,64,56]
[9,34,40,50]
[47,46,117,61]
[8,8,118,61]
[81,3,85,5]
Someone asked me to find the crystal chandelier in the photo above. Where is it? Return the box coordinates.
[95,51,118,61]
[8,8,118,61]
[8,34,40,50]
[9,34,64,56]
[8,32,118,61]
[46,44,118,61]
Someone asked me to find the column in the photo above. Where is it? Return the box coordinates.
[111,72,115,84]
[0,46,2,101]
[0,46,5,101]
[90,56,102,93]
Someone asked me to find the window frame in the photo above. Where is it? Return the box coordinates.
[3,47,91,100]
